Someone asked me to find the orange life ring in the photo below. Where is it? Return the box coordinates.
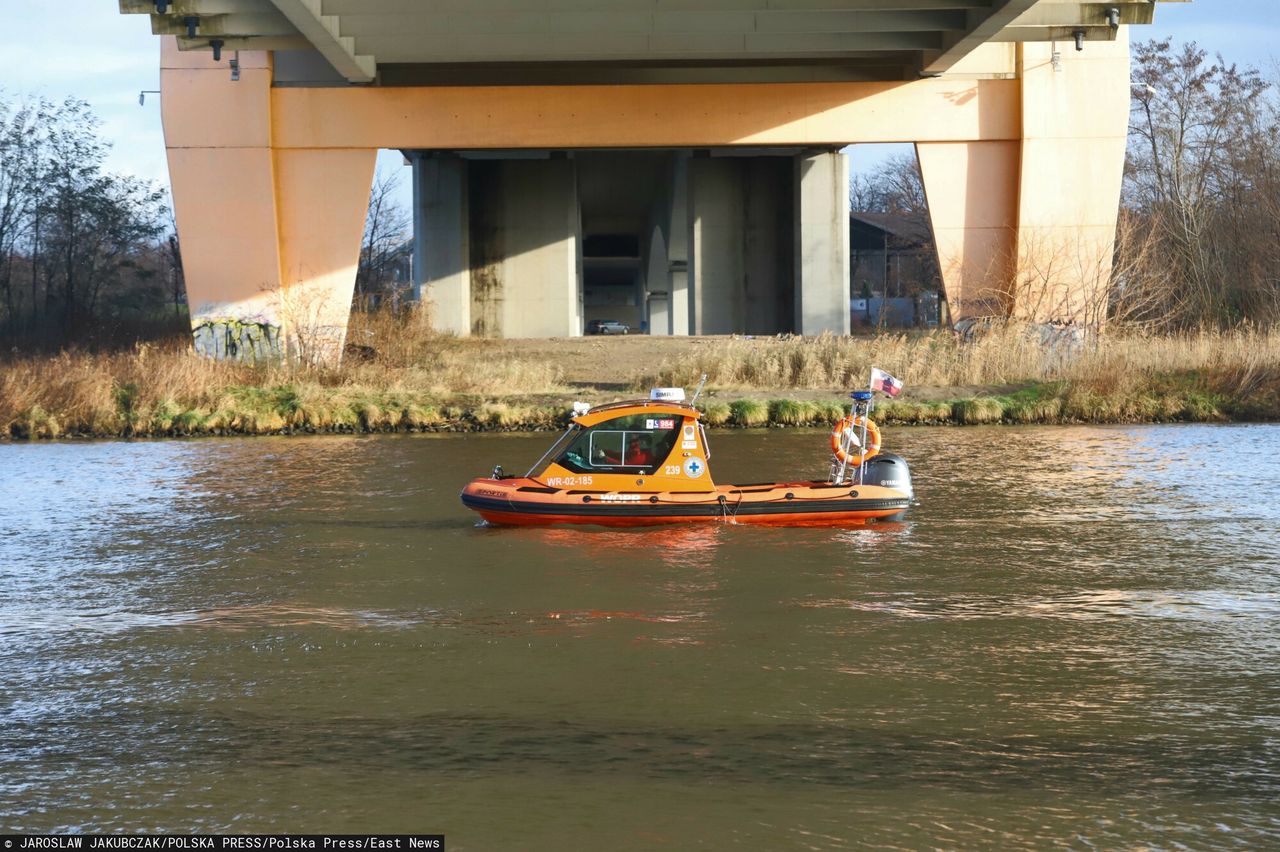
[830,415,881,465]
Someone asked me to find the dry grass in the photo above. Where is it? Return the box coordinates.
[345,308,566,396]
[638,329,1038,389]
[3,315,1280,439]
[636,326,1280,393]
[0,309,568,438]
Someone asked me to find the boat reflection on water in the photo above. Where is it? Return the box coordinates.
[486,511,913,573]
[502,515,914,648]
[516,524,728,570]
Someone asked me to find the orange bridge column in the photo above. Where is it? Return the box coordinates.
[161,38,374,361]
[917,140,1020,320]
[1013,29,1131,325]
[273,148,376,360]
[918,29,1131,326]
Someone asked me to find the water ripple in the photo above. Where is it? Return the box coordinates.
[1,427,1279,844]
[805,589,1280,622]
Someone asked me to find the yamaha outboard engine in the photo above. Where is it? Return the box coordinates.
[860,453,913,501]
[833,389,913,520]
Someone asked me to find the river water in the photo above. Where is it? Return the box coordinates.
[1,424,1278,847]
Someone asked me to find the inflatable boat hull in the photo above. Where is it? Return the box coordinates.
[461,478,911,528]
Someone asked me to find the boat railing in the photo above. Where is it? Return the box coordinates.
[832,390,876,485]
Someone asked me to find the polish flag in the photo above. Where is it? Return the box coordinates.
[870,367,904,397]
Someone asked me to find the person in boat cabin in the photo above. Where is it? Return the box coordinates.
[603,435,654,466]
[625,435,655,466]
[556,414,680,472]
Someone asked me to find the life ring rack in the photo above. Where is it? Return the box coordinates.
[831,414,881,466]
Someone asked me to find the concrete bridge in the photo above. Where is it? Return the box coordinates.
[120,0,1175,358]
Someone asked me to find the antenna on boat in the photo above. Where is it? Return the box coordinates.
[690,373,709,404]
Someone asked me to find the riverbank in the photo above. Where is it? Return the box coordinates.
[3,315,1279,439]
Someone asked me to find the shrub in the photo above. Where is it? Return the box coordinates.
[729,399,769,427]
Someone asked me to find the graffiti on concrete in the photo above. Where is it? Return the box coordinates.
[192,319,283,362]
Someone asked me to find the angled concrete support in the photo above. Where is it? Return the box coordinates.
[161,38,374,361]
[1013,30,1130,324]
[917,140,1020,319]
[919,29,1131,325]
[794,151,850,335]
[273,148,376,360]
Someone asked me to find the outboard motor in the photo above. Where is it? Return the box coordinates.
[860,453,913,501]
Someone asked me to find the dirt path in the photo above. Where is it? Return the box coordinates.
[463,334,718,386]
[453,334,1015,403]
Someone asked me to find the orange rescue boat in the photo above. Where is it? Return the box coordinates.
[460,387,913,528]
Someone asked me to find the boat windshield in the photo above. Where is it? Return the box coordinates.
[552,413,682,475]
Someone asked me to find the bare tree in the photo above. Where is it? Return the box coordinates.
[355,168,411,308]
[1124,39,1277,327]
[849,153,929,228]
[0,93,172,345]
[0,96,40,327]
[165,228,184,319]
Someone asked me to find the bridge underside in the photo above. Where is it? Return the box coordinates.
[411,147,850,339]
[127,0,1159,83]
[134,0,1156,356]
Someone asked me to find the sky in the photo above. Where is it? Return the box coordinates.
[0,1,1275,197]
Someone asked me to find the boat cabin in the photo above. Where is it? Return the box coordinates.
[533,397,713,492]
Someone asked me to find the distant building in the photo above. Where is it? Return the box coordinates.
[356,239,414,311]
[850,212,943,328]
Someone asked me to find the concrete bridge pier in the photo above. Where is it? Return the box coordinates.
[687,157,746,335]
[917,33,1131,323]
[686,154,807,336]
[411,154,470,337]
[414,155,582,338]
[795,151,852,336]
[643,153,689,337]
[161,41,374,362]
[468,158,582,338]
[667,156,691,338]
[685,150,846,337]
[410,148,847,340]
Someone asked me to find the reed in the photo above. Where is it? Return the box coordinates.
[636,326,1280,396]
[951,397,1006,425]
[767,398,812,425]
[0,309,567,438]
[3,316,1279,438]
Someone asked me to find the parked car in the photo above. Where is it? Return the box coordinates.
[587,319,630,335]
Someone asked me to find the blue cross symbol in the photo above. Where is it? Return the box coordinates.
[685,459,704,477]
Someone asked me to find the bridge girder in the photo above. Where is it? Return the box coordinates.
[119,0,1178,84]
